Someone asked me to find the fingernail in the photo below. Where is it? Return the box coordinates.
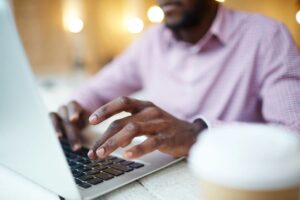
[89,115,98,123]
[70,114,79,122]
[88,150,94,158]
[123,152,133,160]
[96,148,105,158]
[57,132,63,138]
[72,143,81,151]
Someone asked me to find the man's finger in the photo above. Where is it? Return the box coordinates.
[64,122,82,151]
[88,114,139,160]
[92,121,165,159]
[88,108,163,160]
[67,101,82,122]
[58,106,82,151]
[87,118,127,160]
[49,112,64,138]
[58,105,69,121]
[123,136,163,160]
[89,97,153,125]
[91,107,162,150]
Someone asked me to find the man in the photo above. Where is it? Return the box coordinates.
[50,0,300,161]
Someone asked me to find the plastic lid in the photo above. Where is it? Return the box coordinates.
[189,124,300,190]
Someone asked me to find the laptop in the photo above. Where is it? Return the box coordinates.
[0,1,182,199]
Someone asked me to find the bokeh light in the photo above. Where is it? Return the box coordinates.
[296,10,300,25]
[65,17,84,33]
[126,17,144,34]
[147,5,164,23]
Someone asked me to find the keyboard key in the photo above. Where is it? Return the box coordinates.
[94,165,107,171]
[78,166,92,172]
[71,164,83,169]
[68,153,78,159]
[69,154,77,159]
[77,149,89,157]
[68,161,77,166]
[79,175,94,181]
[62,144,72,151]
[112,158,125,163]
[81,159,91,164]
[75,179,83,184]
[86,169,100,175]
[73,158,85,163]
[87,178,103,185]
[101,160,113,166]
[73,172,85,178]
[120,161,134,166]
[130,163,144,169]
[103,168,123,176]
[95,172,114,180]
[110,163,133,172]
[78,182,91,189]
[87,162,99,168]
[106,156,117,161]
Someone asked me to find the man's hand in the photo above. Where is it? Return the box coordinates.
[87,97,205,160]
[50,101,90,151]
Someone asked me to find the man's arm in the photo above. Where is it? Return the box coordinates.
[50,30,153,149]
[72,36,147,113]
[259,23,300,133]
[198,23,300,134]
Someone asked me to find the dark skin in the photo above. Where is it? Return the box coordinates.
[50,0,218,159]
[50,101,90,151]
[159,0,219,43]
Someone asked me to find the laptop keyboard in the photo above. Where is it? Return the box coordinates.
[60,140,144,189]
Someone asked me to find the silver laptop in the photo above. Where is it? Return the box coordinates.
[0,1,182,199]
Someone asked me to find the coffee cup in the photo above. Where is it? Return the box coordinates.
[189,124,300,200]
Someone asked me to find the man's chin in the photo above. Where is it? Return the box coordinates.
[164,19,185,31]
[165,19,197,31]
[165,23,182,31]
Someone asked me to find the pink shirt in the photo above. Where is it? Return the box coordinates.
[74,6,300,133]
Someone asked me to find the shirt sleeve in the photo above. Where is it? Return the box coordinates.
[259,23,300,133]
[71,35,148,113]
[195,24,300,134]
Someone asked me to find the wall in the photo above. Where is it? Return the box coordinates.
[12,0,72,74]
[225,0,300,48]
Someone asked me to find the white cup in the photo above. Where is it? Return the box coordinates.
[189,124,300,200]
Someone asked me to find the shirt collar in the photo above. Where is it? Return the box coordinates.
[210,5,229,45]
[162,5,230,50]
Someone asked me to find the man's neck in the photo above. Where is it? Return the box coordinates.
[175,2,219,44]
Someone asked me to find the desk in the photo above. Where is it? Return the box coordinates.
[0,75,199,200]
[0,160,199,200]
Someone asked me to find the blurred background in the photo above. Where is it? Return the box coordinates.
[11,0,300,76]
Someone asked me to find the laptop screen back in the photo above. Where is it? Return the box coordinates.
[0,1,81,199]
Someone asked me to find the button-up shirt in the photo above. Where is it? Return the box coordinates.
[74,5,300,133]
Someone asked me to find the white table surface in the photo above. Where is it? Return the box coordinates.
[0,75,200,200]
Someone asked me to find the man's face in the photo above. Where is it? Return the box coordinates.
[157,0,206,30]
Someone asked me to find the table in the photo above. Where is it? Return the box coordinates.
[0,160,199,200]
[0,75,200,200]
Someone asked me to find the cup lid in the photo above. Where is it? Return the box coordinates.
[189,124,300,190]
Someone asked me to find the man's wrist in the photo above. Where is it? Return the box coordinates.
[193,118,208,132]
[189,118,208,145]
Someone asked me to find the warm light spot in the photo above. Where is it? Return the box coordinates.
[147,5,164,23]
[296,11,300,25]
[63,0,84,33]
[65,17,84,33]
[216,0,225,2]
[126,17,144,34]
